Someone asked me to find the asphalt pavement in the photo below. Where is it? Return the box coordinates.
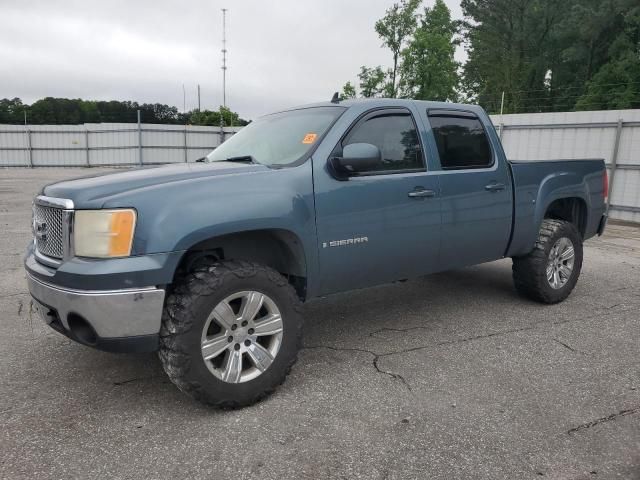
[1,168,639,479]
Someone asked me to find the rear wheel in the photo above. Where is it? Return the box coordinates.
[512,219,583,304]
[159,260,303,408]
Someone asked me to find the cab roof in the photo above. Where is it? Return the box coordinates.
[272,97,487,117]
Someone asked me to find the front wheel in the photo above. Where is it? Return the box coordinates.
[512,219,583,304]
[159,260,303,408]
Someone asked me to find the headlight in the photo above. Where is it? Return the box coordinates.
[74,209,137,258]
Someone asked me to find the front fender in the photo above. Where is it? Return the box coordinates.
[100,162,319,291]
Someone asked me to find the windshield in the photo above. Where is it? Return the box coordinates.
[206,106,345,167]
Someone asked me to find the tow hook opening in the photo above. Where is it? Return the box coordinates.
[67,313,98,346]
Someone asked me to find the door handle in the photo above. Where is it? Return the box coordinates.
[408,188,436,198]
[485,183,506,192]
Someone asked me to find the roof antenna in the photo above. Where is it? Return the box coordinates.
[331,92,340,104]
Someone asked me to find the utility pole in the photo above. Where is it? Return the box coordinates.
[499,91,505,138]
[221,8,228,109]
[219,8,228,145]
[197,84,201,112]
[182,83,186,114]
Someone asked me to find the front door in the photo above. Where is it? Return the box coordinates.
[314,107,441,295]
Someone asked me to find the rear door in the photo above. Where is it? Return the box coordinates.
[425,109,513,269]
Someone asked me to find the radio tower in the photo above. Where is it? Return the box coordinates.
[221,8,228,109]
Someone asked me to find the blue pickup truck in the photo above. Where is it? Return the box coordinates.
[25,98,608,407]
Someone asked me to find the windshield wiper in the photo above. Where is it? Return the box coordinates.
[224,155,258,164]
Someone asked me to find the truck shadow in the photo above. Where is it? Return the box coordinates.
[303,260,519,346]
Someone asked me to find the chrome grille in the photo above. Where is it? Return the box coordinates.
[33,204,65,259]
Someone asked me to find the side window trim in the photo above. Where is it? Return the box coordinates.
[426,109,495,171]
[336,107,428,176]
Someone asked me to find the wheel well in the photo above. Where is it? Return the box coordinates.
[544,198,587,237]
[174,229,308,300]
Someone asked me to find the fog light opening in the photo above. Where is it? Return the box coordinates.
[67,313,98,346]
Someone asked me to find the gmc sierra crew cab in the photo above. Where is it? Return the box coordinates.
[25,98,608,407]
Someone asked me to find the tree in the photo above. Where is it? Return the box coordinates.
[575,53,640,110]
[95,100,139,123]
[461,0,640,113]
[138,103,181,123]
[188,107,249,127]
[375,0,422,97]
[358,66,388,98]
[460,0,569,113]
[0,97,248,125]
[576,6,640,110]
[548,0,639,112]
[341,81,357,99]
[0,98,26,123]
[399,0,459,101]
[30,98,86,124]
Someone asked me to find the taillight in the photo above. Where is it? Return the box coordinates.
[603,170,609,200]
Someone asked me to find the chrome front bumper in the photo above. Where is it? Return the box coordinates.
[27,273,165,352]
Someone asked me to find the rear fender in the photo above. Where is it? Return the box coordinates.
[534,172,590,234]
[508,170,590,257]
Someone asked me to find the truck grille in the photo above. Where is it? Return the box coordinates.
[33,204,65,259]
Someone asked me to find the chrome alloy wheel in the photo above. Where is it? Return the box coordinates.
[546,237,575,290]
[201,291,284,383]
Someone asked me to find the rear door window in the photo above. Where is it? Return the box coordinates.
[427,111,493,170]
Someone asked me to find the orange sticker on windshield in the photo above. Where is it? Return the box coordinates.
[302,133,318,144]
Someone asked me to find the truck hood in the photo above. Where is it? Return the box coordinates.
[42,162,269,207]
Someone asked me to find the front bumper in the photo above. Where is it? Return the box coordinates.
[27,272,165,353]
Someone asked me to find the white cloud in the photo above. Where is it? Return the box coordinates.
[1,0,464,120]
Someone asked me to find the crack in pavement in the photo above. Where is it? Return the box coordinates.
[113,376,155,386]
[302,345,413,392]
[553,338,580,354]
[436,325,537,346]
[0,292,30,300]
[304,325,540,392]
[603,303,621,310]
[304,327,557,392]
[303,302,636,395]
[369,326,432,339]
[568,406,640,435]
[372,355,413,391]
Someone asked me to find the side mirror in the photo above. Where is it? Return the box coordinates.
[328,143,382,180]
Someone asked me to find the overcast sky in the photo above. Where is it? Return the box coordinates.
[1,0,464,120]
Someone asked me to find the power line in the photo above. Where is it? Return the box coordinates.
[492,99,634,114]
[477,80,640,98]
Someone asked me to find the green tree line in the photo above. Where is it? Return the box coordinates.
[342,0,640,114]
[0,97,249,126]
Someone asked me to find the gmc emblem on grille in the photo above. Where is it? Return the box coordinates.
[35,221,48,242]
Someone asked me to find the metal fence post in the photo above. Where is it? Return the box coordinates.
[184,126,188,163]
[606,118,623,214]
[137,110,143,166]
[85,127,90,166]
[25,126,33,168]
